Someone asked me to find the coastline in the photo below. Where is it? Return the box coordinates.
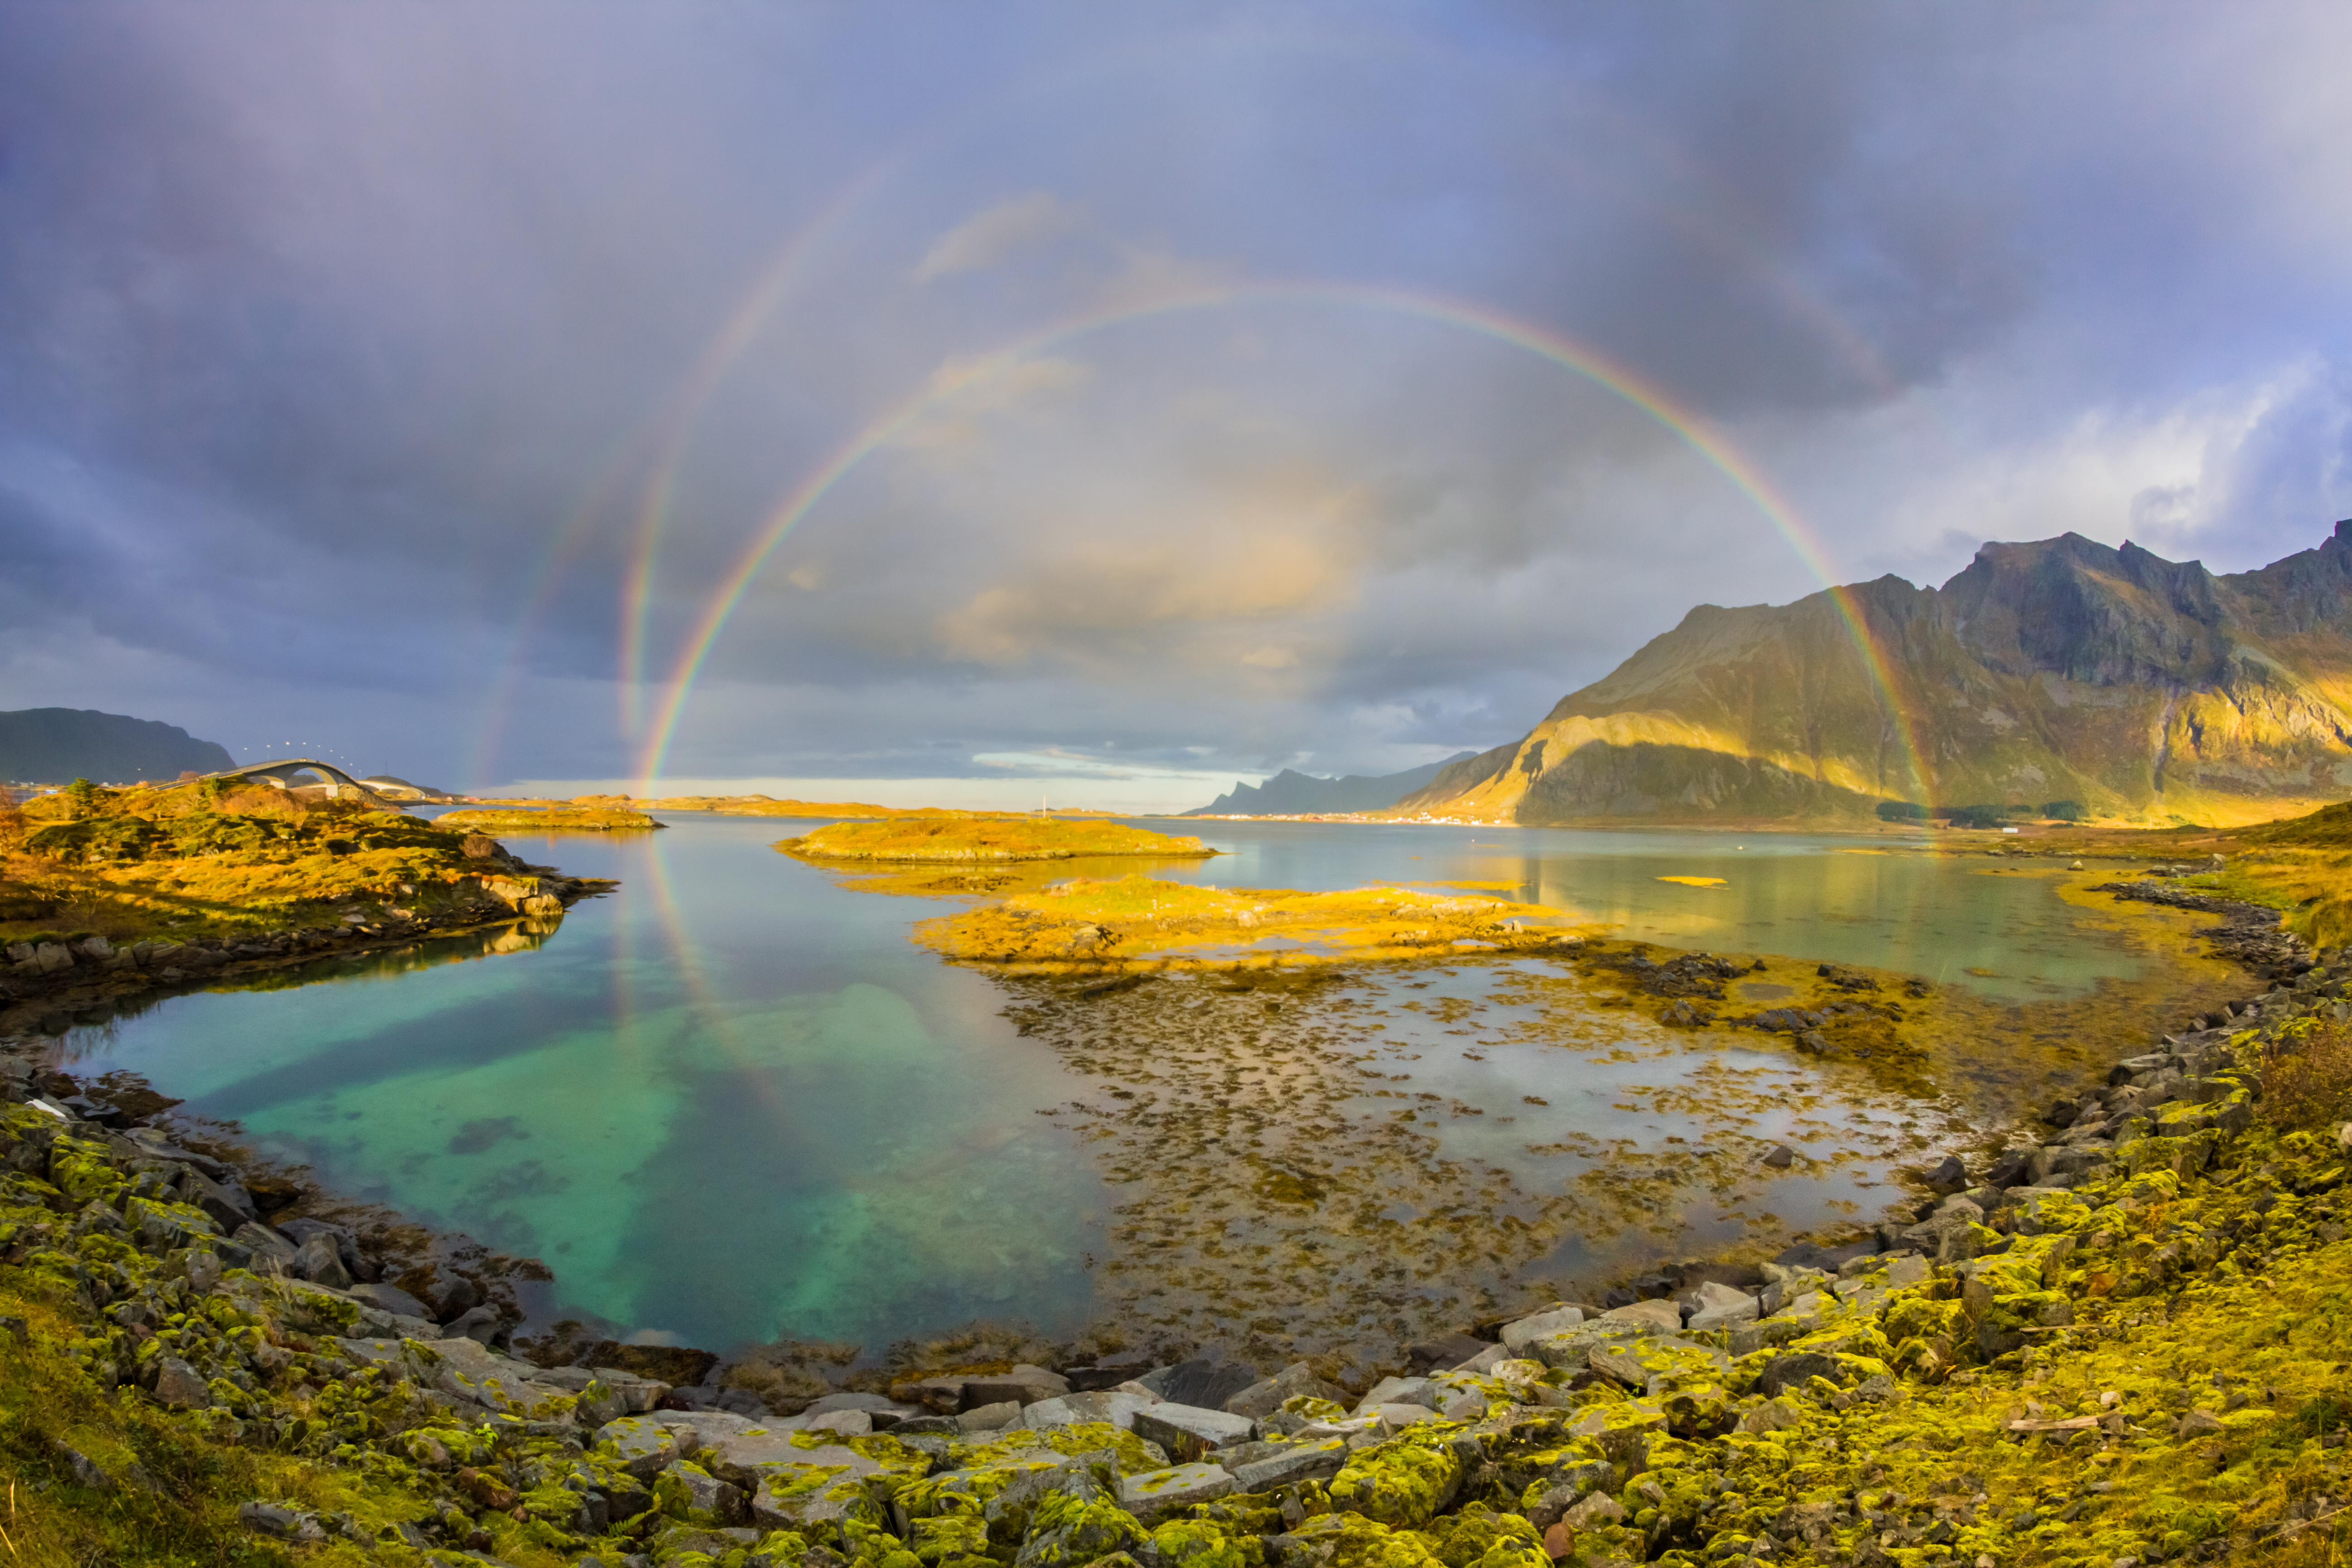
[0,859,2300,1381]
[0,863,610,1037]
[0,865,2342,1565]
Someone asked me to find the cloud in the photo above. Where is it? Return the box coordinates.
[3,3,2351,798]
[896,354,1095,455]
[911,192,1077,283]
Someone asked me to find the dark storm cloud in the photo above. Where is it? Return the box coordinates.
[2,2,2348,799]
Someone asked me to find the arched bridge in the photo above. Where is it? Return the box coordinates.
[188,758,380,800]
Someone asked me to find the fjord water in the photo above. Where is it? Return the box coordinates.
[55,816,2161,1353]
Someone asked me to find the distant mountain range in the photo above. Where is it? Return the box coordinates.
[1402,522,2352,828]
[1183,753,1479,816]
[0,708,234,786]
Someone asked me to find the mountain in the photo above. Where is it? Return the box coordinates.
[0,709,235,786]
[1184,753,1479,816]
[1400,522,2352,828]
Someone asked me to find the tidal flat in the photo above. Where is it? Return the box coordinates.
[926,880,2245,1380]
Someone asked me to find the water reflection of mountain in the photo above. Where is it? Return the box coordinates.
[42,916,563,1055]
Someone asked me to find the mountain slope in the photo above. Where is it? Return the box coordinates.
[0,708,235,785]
[1401,522,2352,827]
[1184,753,1478,816]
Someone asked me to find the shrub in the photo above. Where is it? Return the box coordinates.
[1877,800,1929,822]
[1942,804,2009,829]
[63,777,103,820]
[2260,1019,2352,1131]
[2042,799,2087,821]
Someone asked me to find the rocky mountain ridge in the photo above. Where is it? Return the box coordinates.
[1184,754,1477,817]
[1404,521,2352,826]
[0,708,234,787]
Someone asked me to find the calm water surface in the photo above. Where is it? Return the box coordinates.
[53,816,2159,1352]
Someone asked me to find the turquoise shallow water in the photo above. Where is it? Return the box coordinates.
[50,815,2158,1353]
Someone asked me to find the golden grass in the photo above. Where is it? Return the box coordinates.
[435,807,662,832]
[783,817,1214,862]
[0,778,502,946]
[912,871,1567,968]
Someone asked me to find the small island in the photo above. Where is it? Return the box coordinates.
[435,805,665,833]
[915,871,1569,965]
[780,815,1217,862]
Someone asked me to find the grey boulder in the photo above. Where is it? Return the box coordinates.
[1498,1306,1584,1353]
[1132,1401,1254,1461]
[1222,1362,1344,1420]
[1022,1390,1157,1431]
[1120,1462,1236,1524]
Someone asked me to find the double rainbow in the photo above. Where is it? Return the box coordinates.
[624,282,1933,804]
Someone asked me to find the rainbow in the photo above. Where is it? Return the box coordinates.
[629,283,1935,801]
[615,161,913,735]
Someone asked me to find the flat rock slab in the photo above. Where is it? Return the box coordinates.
[1121,1462,1235,1524]
[1521,1322,1643,1371]
[1883,1255,1932,1289]
[1565,1401,1666,1465]
[1599,1299,1684,1333]
[348,1281,432,1318]
[962,1365,1071,1408]
[1586,1336,1732,1392]
[1728,1318,1812,1357]
[659,1411,759,1445]
[704,1432,878,1488]
[595,1416,680,1477]
[1351,1376,1437,1414]
[1222,1362,1344,1420]
[1131,1402,1254,1460]
[1499,1306,1584,1352]
[424,1338,569,1414]
[1021,1391,1156,1431]
[748,1468,876,1534]
[336,1338,422,1378]
[1228,1438,1349,1492]
[1151,1357,1261,1411]
[805,1392,924,1428]
[1373,1403,1441,1436]
[1686,1281,1760,1332]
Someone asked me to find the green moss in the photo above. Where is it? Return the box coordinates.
[1014,1490,1150,1568]
[1424,1504,1546,1568]
[1151,1517,1267,1568]
[1328,1436,1465,1530]
[1283,1511,1443,1568]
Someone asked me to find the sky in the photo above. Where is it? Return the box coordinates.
[2,3,2350,809]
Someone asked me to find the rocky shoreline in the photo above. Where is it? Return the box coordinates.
[1,882,2348,1566]
[0,835,608,1033]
